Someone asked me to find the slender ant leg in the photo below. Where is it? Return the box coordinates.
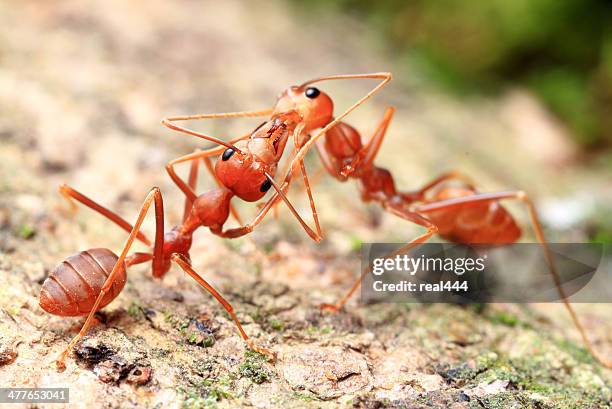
[415,191,612,368]
[172,254,275,360]
[359,107,395,170]
[296,159,323,238]
[183,150,200,223]
[321,207,438,312]
[59,184,152,246]
[400,171,477,202]
[292,123,323,238]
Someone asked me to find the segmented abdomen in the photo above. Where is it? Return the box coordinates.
[39,248,127,317]
[421,188,522,244]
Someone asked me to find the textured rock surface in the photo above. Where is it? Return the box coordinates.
[0,1,611,408]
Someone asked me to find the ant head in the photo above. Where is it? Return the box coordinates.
[214,141,274,202]
[274,85,333,131]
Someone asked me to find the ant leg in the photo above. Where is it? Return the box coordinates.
[358,106,395,169]
[315,140,344,181]
[284,72,392,181]
[415,191,611,368]
[166,134,251,203]
[58,184,152,246]
[292,124,323,238]
[321,205,438,312]
[55,188,164,370]
[297,160,323,237]
[183,150,200,222]
[284,165,326,197]
[161,109,272,152]
[402,171,477,202]
[216,173,322,242]
[172,254,275,361]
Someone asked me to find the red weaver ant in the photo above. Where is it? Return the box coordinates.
[40,73,392,370]
[159,71,609,367]
[307,107,611,368]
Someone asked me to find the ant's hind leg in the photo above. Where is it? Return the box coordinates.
[321,206,437,312]
[405,171,477,202]
[415,191,611,368]
[58,184,152,246]
[172,254,276,361]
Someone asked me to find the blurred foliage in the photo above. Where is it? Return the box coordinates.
[292,0,612,149]
[587,209,612,243]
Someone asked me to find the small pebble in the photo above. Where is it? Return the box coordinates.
[126,366,152,385]
[0,346,17,365]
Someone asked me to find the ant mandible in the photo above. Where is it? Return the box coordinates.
[40,73,392,371]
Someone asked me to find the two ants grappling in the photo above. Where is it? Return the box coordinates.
[40,73,611,370]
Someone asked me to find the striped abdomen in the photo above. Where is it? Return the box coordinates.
[39,248,127,317]
[420,187,522,244]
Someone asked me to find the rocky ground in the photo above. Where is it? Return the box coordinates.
[0,1,611,408]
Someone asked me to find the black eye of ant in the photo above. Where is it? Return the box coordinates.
[222,148,234,161]
[305,87,320,99]
[260,179,272,193]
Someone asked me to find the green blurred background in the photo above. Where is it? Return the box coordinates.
[294,0,612,149]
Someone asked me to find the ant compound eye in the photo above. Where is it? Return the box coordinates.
[260,179,272,193]
[305,87,320,99]
[222,148,235,161]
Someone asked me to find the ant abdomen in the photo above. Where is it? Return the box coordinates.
[39,248,127,317]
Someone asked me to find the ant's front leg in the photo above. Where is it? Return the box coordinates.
[214,174,323,243]
[292,124,323,238]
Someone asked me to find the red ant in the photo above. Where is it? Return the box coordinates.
[40,71,609,370]
[159,71,609,367]
[303,106,611,368]
[39,73,392,370]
